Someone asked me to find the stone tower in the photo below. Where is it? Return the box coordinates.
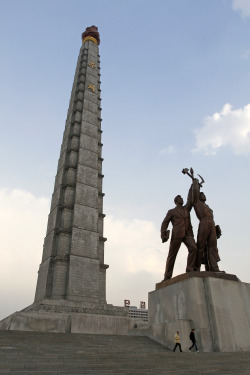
[34,25,108,306]
[0,26,130,334]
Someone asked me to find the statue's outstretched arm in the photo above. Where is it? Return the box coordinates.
[186,184,193,211]
[192,178,200,206]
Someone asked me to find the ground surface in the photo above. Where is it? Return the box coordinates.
[0,331,250,374]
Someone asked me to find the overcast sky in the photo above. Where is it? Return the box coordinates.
[1,0,250,320]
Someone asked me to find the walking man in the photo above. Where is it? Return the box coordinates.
[189,328,199,352]
[173,330,183,352]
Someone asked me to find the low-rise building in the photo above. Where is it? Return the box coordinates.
[128,305,148,322]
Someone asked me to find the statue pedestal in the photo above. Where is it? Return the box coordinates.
[147,272,250,352]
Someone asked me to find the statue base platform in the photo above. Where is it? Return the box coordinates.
[131,272,250,352]
[0,299,132,335]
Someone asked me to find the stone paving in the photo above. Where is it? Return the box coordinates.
[0,331,250,374]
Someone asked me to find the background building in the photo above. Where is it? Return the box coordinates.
[125,300,148,322]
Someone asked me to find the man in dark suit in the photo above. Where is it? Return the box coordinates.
[161,185,197,280]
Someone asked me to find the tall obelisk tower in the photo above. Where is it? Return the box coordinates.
[0,26,129,334]
[35,26,108,305]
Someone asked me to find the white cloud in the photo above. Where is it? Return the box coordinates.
[192,103,250,155]
[158,145,175,155]
[105,217,163,274]
[105,216,187,307]
[232,0,250,17]
[240,48,250,60]
[0,188,189,316]
[0,188,49,320]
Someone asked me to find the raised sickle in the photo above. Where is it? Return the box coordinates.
[197,174,205,187]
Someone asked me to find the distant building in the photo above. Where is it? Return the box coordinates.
[124,300,148,322]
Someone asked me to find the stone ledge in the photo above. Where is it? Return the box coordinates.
[0,311,132,335]
[28,304,127,316]
[22,299,128,317]
[155,271,239,290]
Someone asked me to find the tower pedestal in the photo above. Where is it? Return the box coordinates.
[0,299,131,334]
[145,272,250,352]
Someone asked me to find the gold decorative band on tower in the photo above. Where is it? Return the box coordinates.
[82,36,98,45]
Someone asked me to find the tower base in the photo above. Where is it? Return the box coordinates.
[0,299,132,335]
[131,272,250,352]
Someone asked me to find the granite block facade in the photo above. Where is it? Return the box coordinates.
[146,273,250,352]
[0,28,130,336]
[34,34,108,306]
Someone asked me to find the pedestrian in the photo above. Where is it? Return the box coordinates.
[189,328,199,352]
[173,330,182,352]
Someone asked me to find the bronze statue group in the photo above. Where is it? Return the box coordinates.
[161,169,223,281]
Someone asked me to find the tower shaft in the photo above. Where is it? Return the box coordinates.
[35,27,108,305]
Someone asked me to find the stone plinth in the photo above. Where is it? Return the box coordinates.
[145,272,250,352]
[0,299,132,335]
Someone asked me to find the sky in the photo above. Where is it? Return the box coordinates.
[0,0,250,320]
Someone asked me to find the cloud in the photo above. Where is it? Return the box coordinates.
[0,188,49,320]
[105,217,163,274]
[158,145,176,155]
[0,188,189,315]
[240,48,250,60]
[192,103,250,155]
[105,216,187,307]
[232,0,250,17]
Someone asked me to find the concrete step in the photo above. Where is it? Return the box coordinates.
[0,331,250,374]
